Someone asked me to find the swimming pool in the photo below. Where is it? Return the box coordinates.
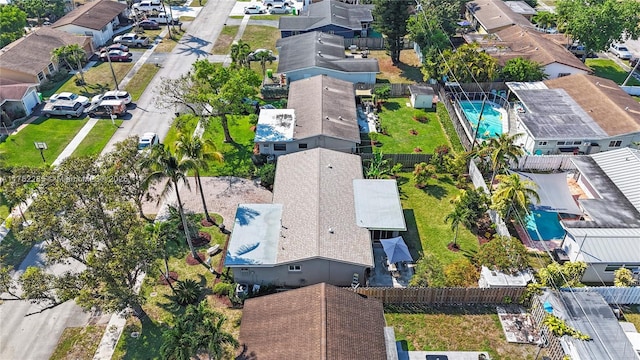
[459,100,503,139]
[526,209,566,241]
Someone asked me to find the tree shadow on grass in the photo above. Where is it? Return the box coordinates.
[402,209,423,261]
[216,141,253,177]
[382,102,400,111]
[421,183,448,200]
[120,317,166,359]
[398,62,423,83]
[384,303,500,315]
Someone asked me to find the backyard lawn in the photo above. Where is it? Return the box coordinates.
[370,49,423,83]
[240,25,281,53]
[385,305,542,360]
[0,117,88,167]
[372,98,451,154]
[586,59,640,86]
[70,119,123,158]
[397,172,478,266]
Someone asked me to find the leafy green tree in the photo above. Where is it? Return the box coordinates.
[491,173,539,222]
[257,163,276,189]
[191,60,261,143]
[160,301,238,360]
[51,44,87,85]
[372,0,411,64]
[538,261,586,288]
[437,43,498,83]
[451,188,489,229]
[614,267,636,287]
[8,157,160,314]
[476,235,529,274]
[532,11,557,30]
[230,40,251,69]
[444,205,470,249]
[415,0,466,36]
[373,85,391,102]
[175,133,223,225]
[146,221,181,293]
[14,0,65,24]
[412,162,436,188]
[500,58,548,82]
[174,279,202,306]
[365,152,391,179]
[444,258,479,287]
[410,254,446,287]
[556,0,640,59]
[0,5,27,48]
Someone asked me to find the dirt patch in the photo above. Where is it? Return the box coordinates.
[49,325,106,360]
[370,49,423,83]
[186,252,206,265]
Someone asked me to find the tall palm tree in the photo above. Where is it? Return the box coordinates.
[51,44,87,85]
[491,173,540,222]
[230,40,251,69]
[444,205,471,249]
[141,145,199,260]
[194,302,238,360]
[487,133,524,187]
[175,133,223,225]
[252,50,274,82]
[147,221,179,293]
[160,320,195,360]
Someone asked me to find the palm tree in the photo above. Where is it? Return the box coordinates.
[147,221,179,292]
[160,320,196,360]
[444,205,471,249]
[487,133,524,187]
[252,50,274,82]
[195,303,239,360]
[175,133,223,225]
[51,44,87,85]
[491,173,540,222]
[230,40,251,69]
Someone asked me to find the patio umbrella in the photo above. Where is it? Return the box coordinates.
[380,236,413,264]
[457,20,472,26]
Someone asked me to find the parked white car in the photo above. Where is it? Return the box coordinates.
[137,132,160,151]
[269,4,291,14]
[92,90,132,105]
[609,43,633,60]
[132,0,163,13]
[244,5,266,14]
[49,92,89,107]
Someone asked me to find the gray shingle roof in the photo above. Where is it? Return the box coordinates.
[278,0,373,31]
[276,31,379,74]
[466,0,531,33]
[288,75,360,143]
[52,0,127,30]
[272,148,373,266]
[0,27,90,75]
[239,283,387,360]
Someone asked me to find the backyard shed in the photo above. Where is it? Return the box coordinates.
[408,84,435,109]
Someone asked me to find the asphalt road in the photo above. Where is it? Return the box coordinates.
[0,1,236,358]
[101,0,237,154]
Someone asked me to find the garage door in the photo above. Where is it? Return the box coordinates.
[23,89,39,115]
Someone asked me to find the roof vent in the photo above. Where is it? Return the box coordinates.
[318,51,322,57]
[338,116,343,120]
[325,87,329,90]
[318,39,322,44]
[625,106,630,111]
[328,227,334,233]
[325,116,330,120]
[327,163,332,168]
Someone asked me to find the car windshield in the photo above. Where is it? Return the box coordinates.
[619,47,629,51]
[137,141,150,150]
[68,94,78,100]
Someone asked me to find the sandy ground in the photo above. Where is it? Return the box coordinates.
[142,176,273,226]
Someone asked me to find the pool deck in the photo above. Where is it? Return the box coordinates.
[516,220,561,252]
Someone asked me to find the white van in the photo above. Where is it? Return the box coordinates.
[133,0,163,13]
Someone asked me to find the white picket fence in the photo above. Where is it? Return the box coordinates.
[511,154,582,171]
[570,287,640,305]
[468,160,510,237]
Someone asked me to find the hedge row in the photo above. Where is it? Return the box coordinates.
[436,103,465,153]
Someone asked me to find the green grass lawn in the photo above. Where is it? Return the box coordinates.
[71,119,123,158]
[156,28,186,53]
[0,193,9,221]
[50,62,135,99]
[241,25,281,52]
[49,325,106,360]
[397,172,478,266]
[0,117,88,167]
[0,231,33,269]
[372,98,450,154]
[211,25,239,55]
[124,63,160,102]
[586,59,640,86]
[386,306,541,359]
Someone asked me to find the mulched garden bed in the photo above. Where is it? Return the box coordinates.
[201,218,216,227]
[186,252,206,265]
[191,232,211,247]
[158,271,179,285]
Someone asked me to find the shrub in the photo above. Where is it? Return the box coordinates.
[212,282,234,296]
[436,103,465,153]
[257,163,275,189]
[174,279,201,306]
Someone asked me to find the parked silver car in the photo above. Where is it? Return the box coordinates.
[609,43,633,60]
[42,100,86,118]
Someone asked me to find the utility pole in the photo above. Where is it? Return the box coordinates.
[105,53,119,90]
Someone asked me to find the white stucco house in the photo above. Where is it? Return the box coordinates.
[276,31,379,84]
[255,75,361,156]
[52,0,128,47]
[506,74,640,155]
[0,79,41,121]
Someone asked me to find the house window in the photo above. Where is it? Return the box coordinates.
[328,30,335,35]
[288,265,301,272]
[273,144,286,151]
[263,143,270,148]
[240,268,249,273]
[573,141,582,145]
[558,73,571,77]
[604,264,637,272]
[538,141,548,146]
[47,63,55,73]
[608,140,622,147]
[298,143,308,149]
[557,141,565,145]
[37,71,46,82]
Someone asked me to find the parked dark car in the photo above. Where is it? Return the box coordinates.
[100,50,133,62]
[137,20,160,30]
[631,56,639,68]
[87,99,127,118]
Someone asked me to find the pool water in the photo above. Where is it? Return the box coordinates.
[459,100,503,139]
[526,209,566,241]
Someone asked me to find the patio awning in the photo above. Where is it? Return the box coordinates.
[380,236,413,264]
[516,172,582,215]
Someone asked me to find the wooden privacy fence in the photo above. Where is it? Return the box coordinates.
[343,37,414,50]
[360,153,432,170]
[354,287,525,304]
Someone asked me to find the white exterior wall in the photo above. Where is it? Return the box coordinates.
[22,87,41,115]
[258,136,357,156]
[286,68,376,84]
[543,63,589,79]
[55,22,117,47]
[230,258,368,287]
[411,94,433,109]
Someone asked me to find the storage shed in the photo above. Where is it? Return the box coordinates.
[409,84,435,109]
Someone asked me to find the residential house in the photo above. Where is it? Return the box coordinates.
[238,283,396,360]
[505,74,640,155]
[0,27,93,84]
[277,31,379,84]
[465,0,531,34]
[466,25,591,79]
[560,148,640,283]
[0,79,41,122]
[225,148,406,287]
[279,0,374,39]
[255,75,361,156]
[539,290,638,359]
[503,1,537,21]
[52,0,128,47]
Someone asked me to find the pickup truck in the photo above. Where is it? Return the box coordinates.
[114,33,150,48]
[132,0,163,13]
[146,12,180,25]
